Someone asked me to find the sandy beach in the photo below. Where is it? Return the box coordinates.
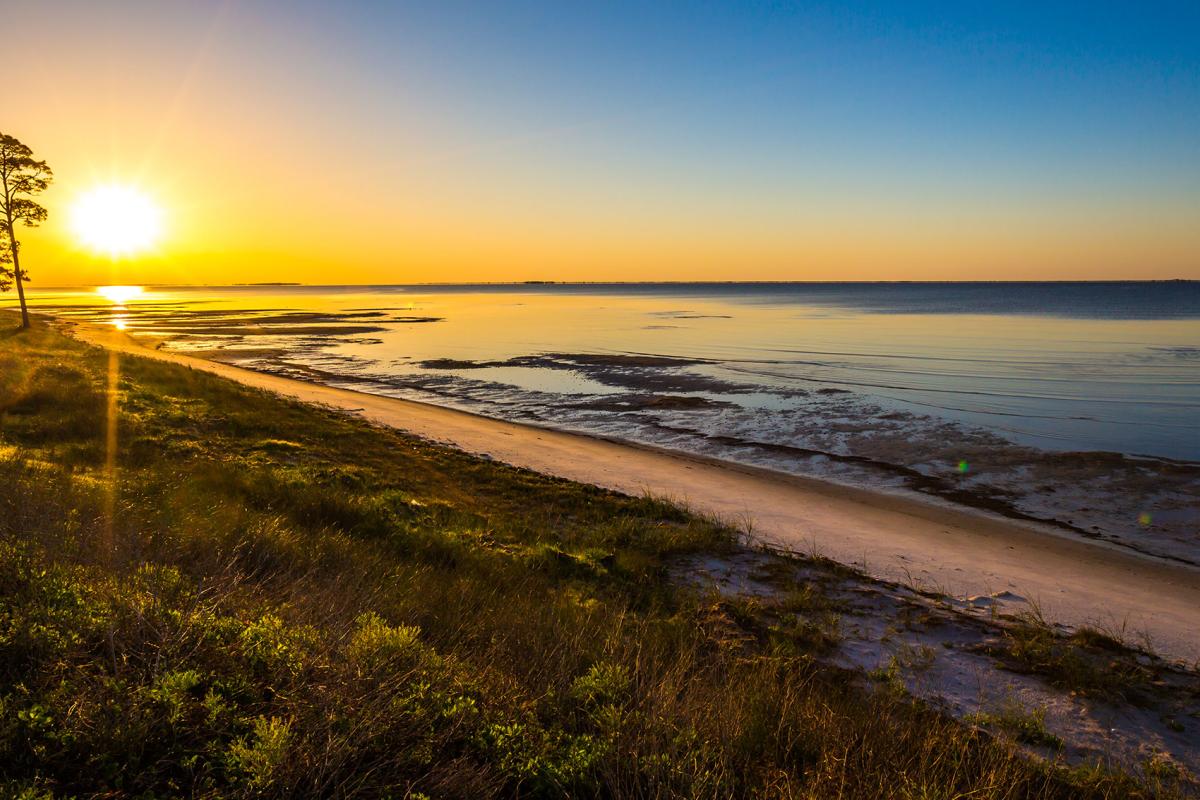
[76,322,1200,664]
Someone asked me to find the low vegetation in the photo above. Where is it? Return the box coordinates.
[0,318,1188,798]
[967,702,1065,751]
[986,609,1166,703]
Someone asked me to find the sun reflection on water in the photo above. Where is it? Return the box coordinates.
[97,285,144,305]
[96,285,143,330]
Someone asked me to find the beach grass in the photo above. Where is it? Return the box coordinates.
[0,316,1185,798]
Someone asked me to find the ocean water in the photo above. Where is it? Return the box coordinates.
[14,282,1200,562]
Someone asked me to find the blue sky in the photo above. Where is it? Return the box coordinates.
[10,0,1200,281]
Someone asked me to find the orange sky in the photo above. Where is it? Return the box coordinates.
[6,2,1198,285]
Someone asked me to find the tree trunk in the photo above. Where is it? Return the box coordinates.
[7,227,28,329]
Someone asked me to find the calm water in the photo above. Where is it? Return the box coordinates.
[14,282,1200,560]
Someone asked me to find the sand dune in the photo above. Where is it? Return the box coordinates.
[76,323,1200,664]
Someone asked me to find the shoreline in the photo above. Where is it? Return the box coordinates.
[71,319,1200,664]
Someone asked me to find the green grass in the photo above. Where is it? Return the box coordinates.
[0,317,1185,798]
[967,702,1065,751]
[989,609,1165,704]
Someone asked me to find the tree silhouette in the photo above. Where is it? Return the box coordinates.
[0,133,53,329]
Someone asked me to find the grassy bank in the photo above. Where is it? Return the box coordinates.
[0,318,1180,798]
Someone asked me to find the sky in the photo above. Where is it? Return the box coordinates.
[4,0,1199,285]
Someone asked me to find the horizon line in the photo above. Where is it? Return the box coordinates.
[25,278,1200,290]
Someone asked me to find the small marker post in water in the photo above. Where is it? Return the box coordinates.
[1138,512,1152,527]
[957,460,969,475]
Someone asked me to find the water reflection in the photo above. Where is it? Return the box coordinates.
[97,285,144,305]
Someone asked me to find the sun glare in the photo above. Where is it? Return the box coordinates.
[96,285,144,305]
[70,185,164,256]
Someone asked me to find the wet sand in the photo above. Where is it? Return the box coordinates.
[76,323,1200,664]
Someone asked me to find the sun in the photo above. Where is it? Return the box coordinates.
[70,184,164,257]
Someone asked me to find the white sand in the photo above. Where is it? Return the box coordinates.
[77,325,1200,664]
